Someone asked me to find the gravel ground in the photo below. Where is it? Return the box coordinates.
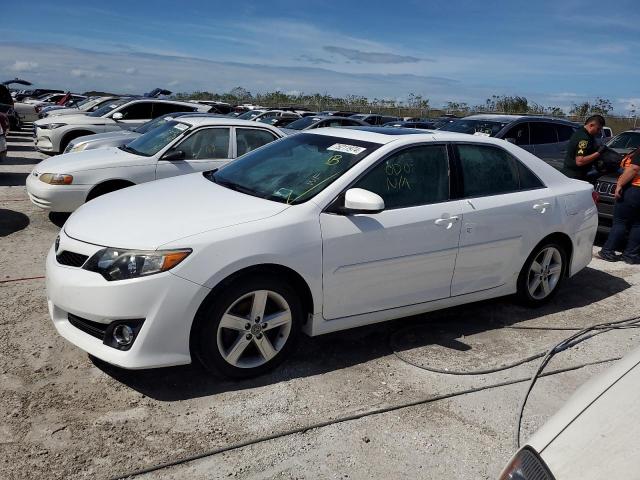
[1,128,639,480]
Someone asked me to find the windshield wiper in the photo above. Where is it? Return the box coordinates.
[118,144,144,156]
[212,177,265,198]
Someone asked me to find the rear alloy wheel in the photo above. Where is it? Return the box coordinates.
[517,243,565,305]
[195,277,301,378]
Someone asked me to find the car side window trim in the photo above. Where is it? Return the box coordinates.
[449,141,547,200]
[323,142,453,213]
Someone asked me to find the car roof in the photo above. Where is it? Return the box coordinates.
[463,114,575,124]
[304,126,481,144]
[175,116,282,129]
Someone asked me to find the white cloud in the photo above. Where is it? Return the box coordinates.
[70,68,103,79]
[125,67,138,75]
[167,80,180,86]
[10,60,39,72]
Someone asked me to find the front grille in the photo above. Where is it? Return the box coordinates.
[596,181,616,196]
[56,250,89,267]
[67,313,108,340]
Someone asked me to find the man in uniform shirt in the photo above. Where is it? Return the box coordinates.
[562,114,607,181]
[599,148,640,264]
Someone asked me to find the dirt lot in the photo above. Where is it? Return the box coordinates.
[1,128,639,480]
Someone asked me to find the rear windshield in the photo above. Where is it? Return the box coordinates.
[438,119,508,137]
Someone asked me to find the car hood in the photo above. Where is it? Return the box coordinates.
[528,344,640,478]
[35,114,113,127]
[32,147,143,174]
[47,108,89,117]
[64,173,290,250]
[74,130,140,143]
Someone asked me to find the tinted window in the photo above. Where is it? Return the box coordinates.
[438,119,508,136]
[517,161,544,189]
[530,123,558,144]
[236,128,277,156]
[118,102,154,120]
[354,145,449,209]
[556,124,575,142]
[457,144,520,197]
[176,128,230,159]
[504,123,530,146]
[152,103,195,116]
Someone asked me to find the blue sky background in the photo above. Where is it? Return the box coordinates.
[2,0,639,112]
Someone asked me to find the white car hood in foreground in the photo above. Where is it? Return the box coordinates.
[64,173,290,250]
[34,114,113,127]
[528,344,640,479]
[32,147,142,174]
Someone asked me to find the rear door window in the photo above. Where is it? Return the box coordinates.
[555,124,575,142]
[530,122,558,145]
[119,102,154,120]
[504,123,531,146]
[456,144,544,197]
[236,128,278,156]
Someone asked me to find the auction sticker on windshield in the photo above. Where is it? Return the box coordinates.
[327,143,367,155]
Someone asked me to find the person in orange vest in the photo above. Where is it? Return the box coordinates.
[599,148,640,263]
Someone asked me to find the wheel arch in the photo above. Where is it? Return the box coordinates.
[60,129,97,151]
[527,232,574,277]
[86,179,136,201]
[189,263,315,352]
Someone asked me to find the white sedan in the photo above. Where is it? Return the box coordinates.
[45,128,598,377]
[499,341,640,480]
[27,117,284,212]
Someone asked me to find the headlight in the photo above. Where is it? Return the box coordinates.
[39,173,74,185]
[66,142,88,153]
[498,447,555,480]
[83,248,192,281]
[42,123,67,129]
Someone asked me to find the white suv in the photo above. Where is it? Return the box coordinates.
[33,98,210,154]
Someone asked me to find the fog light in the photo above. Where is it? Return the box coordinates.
[113,324,134,346]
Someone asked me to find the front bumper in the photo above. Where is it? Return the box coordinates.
[26,172,89,212]
[46,232,210,369]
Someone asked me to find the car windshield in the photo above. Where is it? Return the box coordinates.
[134,114,184,134]
[121,121,189,157]
[74,97,95,109]
[437,119,508,136]
[350,114,366,120]
[211,133,380,204]
[608,132,640,149]
[285,117,319,130]
[87,99,130,117]
[237,110,264,120]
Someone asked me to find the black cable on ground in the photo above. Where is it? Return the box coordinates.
[108,356,619,480]
[388,314,640,449]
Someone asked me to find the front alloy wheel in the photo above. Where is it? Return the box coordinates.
[217,290,292,369]
[194,276,302,378]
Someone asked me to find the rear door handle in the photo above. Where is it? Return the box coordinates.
[533,202,551,213]
[435,216,459,229]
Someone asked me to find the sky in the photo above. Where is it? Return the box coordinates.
[2,0,639,113]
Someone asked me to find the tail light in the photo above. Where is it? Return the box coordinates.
[592,190,600,204]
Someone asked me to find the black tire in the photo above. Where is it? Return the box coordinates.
[86,181,133,202]
[516,242,567,306]
[193,275,302,379]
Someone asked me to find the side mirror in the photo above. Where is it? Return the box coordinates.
[162,149,185,161]
[342,188,385,214]
[112,112,124,120]
[505,137,516,144]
